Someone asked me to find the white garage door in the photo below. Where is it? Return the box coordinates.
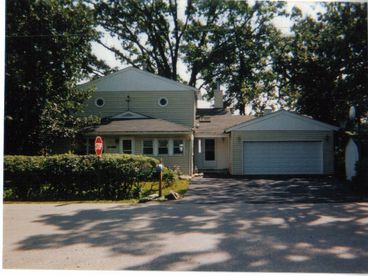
[243,141,323,175]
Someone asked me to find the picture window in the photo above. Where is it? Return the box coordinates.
[143,140,154,155]
[158,139,169,155]
[173,140,184,154]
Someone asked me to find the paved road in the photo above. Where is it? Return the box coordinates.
[3,177,368,272]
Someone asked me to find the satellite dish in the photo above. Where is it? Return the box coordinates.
[349,106,356,121]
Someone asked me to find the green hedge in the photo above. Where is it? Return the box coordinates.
[4,154,162,200]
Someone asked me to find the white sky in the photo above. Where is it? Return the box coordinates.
[91,1,327,109]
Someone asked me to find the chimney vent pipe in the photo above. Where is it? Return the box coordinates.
[214,82,223,109]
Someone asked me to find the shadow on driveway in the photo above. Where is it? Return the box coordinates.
[182,176,368,204]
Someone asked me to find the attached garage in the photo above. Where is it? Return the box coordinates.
[243,141,323,175]
[226,110,339,175]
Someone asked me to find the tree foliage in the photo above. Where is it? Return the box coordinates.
[94,0,196,81]
[6,0,366,157]
[273,2,368,124]
[185,1,286,114]
[94,0,286,114]
[5,0,103,154]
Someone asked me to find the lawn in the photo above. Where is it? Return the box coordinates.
[141,178,190,197]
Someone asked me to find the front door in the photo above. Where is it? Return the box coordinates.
[194,138,217,170]
[204,139,216,169]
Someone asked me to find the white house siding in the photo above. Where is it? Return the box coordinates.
[83,91,195,127]
[103,137,120,153]
[100,134,193,175]
[230,130,334,175]
[194,137,230,171]
[216,137,230,169]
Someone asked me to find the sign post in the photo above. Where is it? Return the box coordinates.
[95,136,103,157]
[95,136,103,197]
[156,161,164,197]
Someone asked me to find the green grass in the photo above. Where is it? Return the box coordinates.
[3,179,190,204]
[141,179,190,197]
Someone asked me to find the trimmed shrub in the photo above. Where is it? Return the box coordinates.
[4,155,44,200]
[4,154,160,200]
[162,167,178,186]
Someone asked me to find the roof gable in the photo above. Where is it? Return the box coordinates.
[79,67,196,92]
[226,110,339,132]
[111,111,149,120]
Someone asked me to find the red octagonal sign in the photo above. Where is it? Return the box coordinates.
[95,136,103,157]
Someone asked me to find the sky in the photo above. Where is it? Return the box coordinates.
[91,1,327,109]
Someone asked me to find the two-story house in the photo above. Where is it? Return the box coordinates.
[80,67,339,176]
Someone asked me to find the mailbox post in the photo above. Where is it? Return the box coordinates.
[156,162,164,197]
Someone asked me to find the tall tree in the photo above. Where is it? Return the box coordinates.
[5,0,102,154]
[181,0,227,87]
[94,0,286,114]
[186,1,286,114]
[273,2,368,124]
[94,0,195,81]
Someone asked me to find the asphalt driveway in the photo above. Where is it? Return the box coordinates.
[3,176,368,272]
[182,176,367,204]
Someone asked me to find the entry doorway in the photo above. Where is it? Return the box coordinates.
[194,138,221,170]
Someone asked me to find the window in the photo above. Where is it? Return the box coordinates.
[158,139,169,155]
[95,97,105,107]
[143,140,153,155]
[158,97,168,107]
[173,140,184,154]
[122,139,132,154]
[205,139,215,161]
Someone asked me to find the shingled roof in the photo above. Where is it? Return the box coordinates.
[195,109,254,137]
[86,118,192,134]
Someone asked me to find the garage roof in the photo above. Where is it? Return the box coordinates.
[226,110,339,132]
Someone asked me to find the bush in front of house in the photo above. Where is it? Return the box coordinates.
[4,154,162,200]
[162,166,180,187]
[4,155,44,200]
